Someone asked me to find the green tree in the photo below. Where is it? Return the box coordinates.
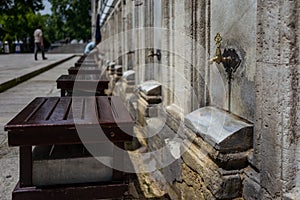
[0,0,46,52]
[48,0,91,42]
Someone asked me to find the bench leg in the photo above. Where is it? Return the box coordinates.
[19,146,32,187]
[61,89,65,97]
[112,142,124,181]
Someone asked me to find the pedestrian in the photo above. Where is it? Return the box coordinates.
[34,25,47,60]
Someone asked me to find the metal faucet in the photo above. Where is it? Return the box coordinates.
[209,33,231,64]
[148,49,161,61]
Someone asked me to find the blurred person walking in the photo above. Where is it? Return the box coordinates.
[34,26,47,60]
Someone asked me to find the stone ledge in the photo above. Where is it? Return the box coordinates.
[184,106,253,153]
[182,124,251,170]
[122,70,135,81]
[138,80,161,96]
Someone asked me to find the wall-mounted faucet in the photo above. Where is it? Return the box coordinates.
[209,33,231,64]
[148,49,161,61]
[209,33,241,112]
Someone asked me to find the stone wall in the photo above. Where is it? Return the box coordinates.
[97,0,300,199]
[254,1,300,199]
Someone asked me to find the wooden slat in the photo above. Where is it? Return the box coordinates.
[112,142,125,181]
[83,97,98,123]
[69,97,85,120]
[5,98,46,129]
[28,97,60,122]
[48,97,72,121]
[96,97,114,124]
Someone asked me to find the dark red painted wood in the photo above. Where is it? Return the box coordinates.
[19,147,32,187]
[112,142,125,181]
[56,74,109,96]
[68,66,102,75]
[5,96,134,146]
[12,181,128,200]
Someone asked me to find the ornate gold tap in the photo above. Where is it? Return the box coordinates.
[209,33,231,64]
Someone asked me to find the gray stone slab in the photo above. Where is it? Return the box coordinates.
[184,106,253,153]
[122,70,135,81]
[138,80,161,96]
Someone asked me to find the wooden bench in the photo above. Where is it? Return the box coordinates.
[68,66,102,75]
[56,74,109,96]
[5,96,134,200]
[75,55,98,67]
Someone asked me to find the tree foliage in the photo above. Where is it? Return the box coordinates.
[47,0,91,42]
[0,0,46,52]
[0,0,92,52]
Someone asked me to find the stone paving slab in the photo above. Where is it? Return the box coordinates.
[0,54,75,92]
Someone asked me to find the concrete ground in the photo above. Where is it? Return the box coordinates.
[0,54,78,200]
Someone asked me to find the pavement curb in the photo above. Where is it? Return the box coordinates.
[0,55,76,93]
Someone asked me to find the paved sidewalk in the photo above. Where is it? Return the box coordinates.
[0,54,75,92]
[0,55,79,200]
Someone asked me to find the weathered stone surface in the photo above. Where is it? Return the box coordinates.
[114,65,123,78]
[112,81,122,96]
[210,0,257,121]
[284,187,300,200]
[181,142,242,199]
[183,123,250,170]
[243,167,261,200]
[142,118,182,183]
[174,163,214,200]
[166,104,184,133]
[184,106,253,153]
[125,93,138,120]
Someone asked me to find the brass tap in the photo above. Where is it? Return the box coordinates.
[209,33,231,64]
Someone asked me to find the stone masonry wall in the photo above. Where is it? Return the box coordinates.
[255,0,300,199]
[98,0,300,199]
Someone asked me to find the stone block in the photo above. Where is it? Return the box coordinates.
[182,121,250,170]
[181,142,242,199]
[124,93,138,118]
[138,80,161,96]
[122,70,135,81]
[166,104,184,133]
[184,106,253,153]
[243,167,261,200]
[112,81,122,96]
[139,92,162,104]
[143,118,182,183]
